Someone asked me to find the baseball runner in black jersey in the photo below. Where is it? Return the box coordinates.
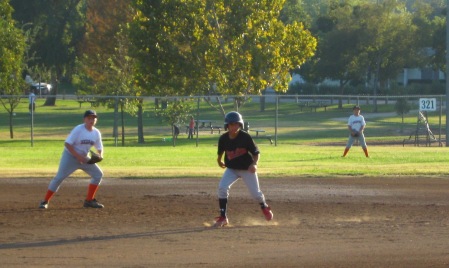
[214,111,273,227]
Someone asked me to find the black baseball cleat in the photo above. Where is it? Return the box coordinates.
[83,199,104,208]
[39,200,48,209]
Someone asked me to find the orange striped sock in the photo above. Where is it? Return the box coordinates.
[44,189,55,202]
[86,184,99,201]
[363,148,369,157]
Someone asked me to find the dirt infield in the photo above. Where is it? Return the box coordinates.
[1,176,449,267]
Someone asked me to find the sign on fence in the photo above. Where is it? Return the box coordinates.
[419,98,437,111]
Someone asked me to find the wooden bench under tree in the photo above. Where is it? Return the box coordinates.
[250,129,273,144]
[298,101,329,112]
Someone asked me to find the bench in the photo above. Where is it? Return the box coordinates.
[250,129,273,144]
[197,120,214,128]
[189,126,222,134]
[77,96,98,108]
[77,96,88,108]
[210,126,222,134]
[251,129,265,137]
[89,99,98,107]
[298,101,329,112]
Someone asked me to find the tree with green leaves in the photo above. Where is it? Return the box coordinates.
[75,0,133,95]
[411,0,446,75]
[280,0,333,29]
[395,98,411,127]
[0,0,26,138]
[359,1,419,112]
[73,0,144,144]
[309,1,369,108]
[130,0,316,113]
[10,0,86,106]
[309,0,419,110]
[155,99,194,147]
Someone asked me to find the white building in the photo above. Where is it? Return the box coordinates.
[397,68,445,86]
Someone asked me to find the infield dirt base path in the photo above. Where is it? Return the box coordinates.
[1,177,449,267]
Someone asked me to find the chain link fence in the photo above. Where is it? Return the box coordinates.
[0,94,446,147]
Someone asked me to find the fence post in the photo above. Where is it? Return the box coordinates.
[113,96,119,147]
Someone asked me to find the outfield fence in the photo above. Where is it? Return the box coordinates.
[0,94,446,147]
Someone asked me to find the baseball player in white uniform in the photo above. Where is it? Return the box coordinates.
[342,105,369,157]
[39,110,104,209]
[214,111,273,227]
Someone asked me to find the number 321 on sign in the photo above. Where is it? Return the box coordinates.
[419,98,436,111]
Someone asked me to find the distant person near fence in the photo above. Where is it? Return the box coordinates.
[173,124,180,141]
[188,116,195,139]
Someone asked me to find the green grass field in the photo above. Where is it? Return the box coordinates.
[2,145,449,179]
[1,96,448,179]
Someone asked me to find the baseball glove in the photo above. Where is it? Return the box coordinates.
[87,150,103,164]
[351,132,360,137]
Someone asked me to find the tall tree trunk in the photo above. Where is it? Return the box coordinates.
[137,99,144,144]
[260,95,266,112]
[373,59,381,113]
[44,71,59,106]
[121,102,125,146]
[9,113,14,139]
[338,80,346,109]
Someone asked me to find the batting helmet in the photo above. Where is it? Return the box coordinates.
[224,111,244,130]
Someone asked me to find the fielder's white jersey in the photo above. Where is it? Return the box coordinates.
[64,124,103,157]
[347,115,366,132]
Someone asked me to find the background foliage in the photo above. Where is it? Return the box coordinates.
[3,0,446,99]
[0,0,447,142]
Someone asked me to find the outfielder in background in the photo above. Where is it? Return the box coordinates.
[342,105,369,158]
[214,111,273,227]
[39,110,104,209]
